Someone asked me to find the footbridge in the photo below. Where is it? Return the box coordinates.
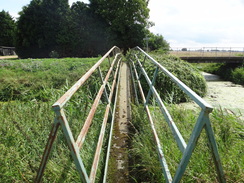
[171,47,244,63]
[36,46,226,183]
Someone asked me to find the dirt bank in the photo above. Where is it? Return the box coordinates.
[0,55,18,59]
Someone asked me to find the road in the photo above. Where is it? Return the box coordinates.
[0,55,18,59]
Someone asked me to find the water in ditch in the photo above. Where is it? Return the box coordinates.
[181,72,244,119]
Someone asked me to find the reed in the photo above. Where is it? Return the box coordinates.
[0,57,109,182]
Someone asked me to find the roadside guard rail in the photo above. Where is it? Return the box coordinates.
[129,46,226,183]
[36,46,122,183]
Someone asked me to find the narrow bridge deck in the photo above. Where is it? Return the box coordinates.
[180,56,244,63]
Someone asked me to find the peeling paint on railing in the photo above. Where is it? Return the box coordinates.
[35,46,122,183]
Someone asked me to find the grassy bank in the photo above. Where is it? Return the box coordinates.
[134,53,207,103]
[130,104,244,182]
[194,63,244,85]
[0,58,109,182]
[129,52,243,182]
[0,57,107,101]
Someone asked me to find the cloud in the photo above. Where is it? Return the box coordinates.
[148,0,244,47]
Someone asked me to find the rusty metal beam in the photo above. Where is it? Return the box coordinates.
[52,46,120,110]
[89,58,122,183]
[36,46,121,183]
[76,54,121,150]
[35,120,60,183]
[102,61,122,182]
[131,60,173,182]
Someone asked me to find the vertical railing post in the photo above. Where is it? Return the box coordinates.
[98,66,110,104]
[145,66,159,104]
[129,61,139,104]
[35,120,60,183]
[173,110,206,183]
[204,118,226,183]
[58,108,90,182]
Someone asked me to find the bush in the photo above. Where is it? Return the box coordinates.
[135,54,207,103]
[232,67,244,85]
[200,63,244,85]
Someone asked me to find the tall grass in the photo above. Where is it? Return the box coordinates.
[0,58,110,182]
[136,53,207,103]
[0,100,109,182]
[0,58,102,101]
[130,104,244,182]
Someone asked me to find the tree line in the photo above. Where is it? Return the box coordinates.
[0,0,169,58]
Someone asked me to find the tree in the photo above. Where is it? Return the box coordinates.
[147,33,170,51]
[15,0,70,58]
[0,10,16,46]
[89,0,151,51]
[69,2,112,57]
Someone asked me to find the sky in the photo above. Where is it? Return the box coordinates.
[1,0,244,49]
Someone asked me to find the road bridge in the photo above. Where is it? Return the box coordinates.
[179,56,244,63]
[170,47,244,63]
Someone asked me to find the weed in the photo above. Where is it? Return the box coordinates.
[130,104,244,182]
[0,57,110,182]
[135,53,207,103]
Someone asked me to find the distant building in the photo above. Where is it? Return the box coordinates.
[0,46,16,56]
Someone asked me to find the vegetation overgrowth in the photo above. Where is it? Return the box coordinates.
[193,63,244,85]
[128,52,243,182]
[130,104,244,182]
[0,57,103,101]
[133,52,207,103]
[1,54,242,182]
[0,57,110,182]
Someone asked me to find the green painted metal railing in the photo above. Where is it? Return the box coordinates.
[35,46,122,183]
[36,45,226,182]
[129,46,226,183]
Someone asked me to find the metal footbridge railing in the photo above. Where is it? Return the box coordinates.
[35,46,225,182]
[35,46,122,183]
[129,46,225,183]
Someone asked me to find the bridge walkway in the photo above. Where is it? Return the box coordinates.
[106,62,131,182]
